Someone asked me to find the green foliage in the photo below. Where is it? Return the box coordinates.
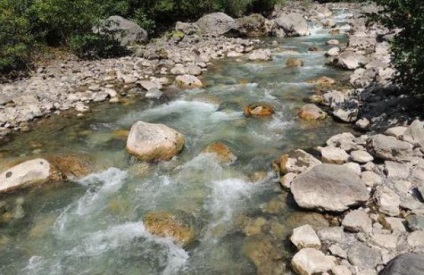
[374,0,424,97]
[0,0,33,73]
[69,33,129,60]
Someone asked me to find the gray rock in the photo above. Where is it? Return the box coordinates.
[370,134,413,162]
[326,132,359,151]
[350,150,373,163]
[290,224,321,250]
[279,149,322,174]
[336,51,367,70]
[385,161,411,178]
[320,146,349,164]
[291,164,369,212]
[348,243,381,268]
[318,227,345,243]
[384,217,406,233]
[248,49,272,61]
[175,21,200,35]
[333,105,359,123]
[361,171,382,187]
[342,209,372,233]
[196,12,237,35]
[331,265,352,275]
[291,248,336,275]
[175,74,203,89]
[407,215,424,231]
[274,13,310,37]
[407,231,424,248]
[379,253,424,275]
[343,162,361,175]
[403,120,424,148]
[371,233,398,250]
[326,47,341,57]
[377,186,401,216]
[95,16,148,46]
[329,244,347,259]
[385,126,408,138]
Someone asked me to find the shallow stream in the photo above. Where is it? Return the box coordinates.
[0,11,354,275]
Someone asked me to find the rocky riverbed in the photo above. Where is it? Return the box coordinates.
[1,1,424,275]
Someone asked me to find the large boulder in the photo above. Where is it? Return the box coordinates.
[403,120,424,148]
[336,51,367,70]
[196,12,237,35]
[236,14,269,38]
[143,211,195,246]
[126,121,185,162]
[0,159,51,192]
[175,21,201,35]
[274,13,310,37]
[379,253,424,275]
[291,164,370,212]
[370,134,413,162]
[95,16,148,46]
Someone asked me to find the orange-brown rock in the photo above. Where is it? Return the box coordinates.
[298,104,327,121]
[244,103,275,117]
[307,76,336,86]
[143,211,195,246]
[286,58,305,68]
[112,129,130,140]
[47,154,93,180]
[203,142,236,164]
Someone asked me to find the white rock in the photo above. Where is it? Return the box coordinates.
[342,209,373,233]
[377,186,401,216]
[360,171,382,187]
[320,146,349,164]
[332,265,352,275]
[350,150,373,163]
[126,121,185,162]
[407,231,424,248]
[290,224,321,250]
[343,162,361,175]
[291,248,336,275]
[248,49,272,61]
[175,74,203,88]
[0,159,51,192]
[325,47,341,57]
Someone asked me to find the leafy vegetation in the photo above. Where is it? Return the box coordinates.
[0,0,280,74]
[374,0,424,97]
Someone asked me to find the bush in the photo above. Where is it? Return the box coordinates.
[374,0,424,97]
[69,33,129,60]
[0,0,33,73]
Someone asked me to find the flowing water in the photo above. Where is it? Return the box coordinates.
[0,11,353,275]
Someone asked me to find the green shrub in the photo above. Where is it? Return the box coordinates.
[69,33,129,60]
[0,0,33,73]
[374,0,424,97]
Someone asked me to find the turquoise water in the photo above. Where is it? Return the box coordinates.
[0,11,353,275]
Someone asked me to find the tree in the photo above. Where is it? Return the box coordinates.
[374,0,424,97]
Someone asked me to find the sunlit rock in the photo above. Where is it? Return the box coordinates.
[126,121,185,162]
[244,103,275,117]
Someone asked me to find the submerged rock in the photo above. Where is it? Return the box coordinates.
[126,121,185,162]
[291,164,369,212]
[143,211,195,246]
[244,103,275,117]
[202,142,236,164]
[307,76,336,86]
[0,159,51,193]
[47,154,93,180]
[298,104,327,121]
[286,58,304,68]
